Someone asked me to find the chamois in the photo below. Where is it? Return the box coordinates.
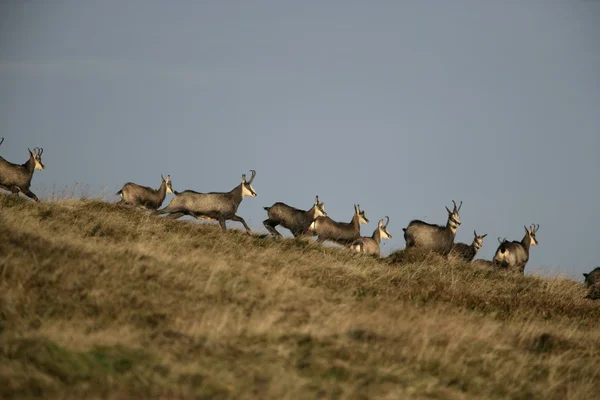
[310,204,369,246]
[0,140,45,201]
[403,200,462,255]
[492,224,539,274]
[351,216,392,256]
[449,230,487,262]
[156,170,257,232]
[117,175,173,210]
[583,267,600,300]
[263,195,326,237]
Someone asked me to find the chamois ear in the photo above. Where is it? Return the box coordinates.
[28,148,33,157]
[524,225,529,234]
[445,206,452,214]
[241,174,246,183]
[315,195,319,204]
[161,174,165,181]
[378,219,383,227]
[481,234,488,238]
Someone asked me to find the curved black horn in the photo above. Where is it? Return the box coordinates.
[457,201,462,212]
[39,148,43,156]
[384,216,390,228]
[0,138,4,147]
[248,169,256,184]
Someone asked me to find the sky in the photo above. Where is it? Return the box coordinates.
[0,1,599,279]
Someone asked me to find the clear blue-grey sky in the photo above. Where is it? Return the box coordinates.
[1,1,599,279]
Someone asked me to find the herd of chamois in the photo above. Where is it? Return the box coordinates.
[1,138,599,299]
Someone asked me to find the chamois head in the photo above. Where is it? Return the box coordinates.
[524,224,539,247]
[473,230,487,251]
[161,175,174,194]
[444,200,462,231]
[378,216,392,240]
[241,170,257,198]
[314,195,327,217]
[28,147,45,171]
[354,204,369,225]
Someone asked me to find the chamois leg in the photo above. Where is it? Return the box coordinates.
[316,235,326,244]
[8,186,21,197]
[22,189,39,202]
[156,206,183,216]
[231,214,252,232]
[263,219,282,237]
[166,212,186,220]
[218,216,227,231]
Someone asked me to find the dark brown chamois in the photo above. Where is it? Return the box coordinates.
[117,175,173,210]
[263,195,326,237]
[310,204,369,246]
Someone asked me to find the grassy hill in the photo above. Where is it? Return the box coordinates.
[1,193,599,399]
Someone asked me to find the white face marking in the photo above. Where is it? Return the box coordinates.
[315,204,326,217]
[34,159,44,171]
[358,213,368,225]
[530,235,538,247]
[242,183,257,198]
[380,228,392,240]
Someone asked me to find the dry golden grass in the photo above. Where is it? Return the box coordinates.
[1,193,599,399]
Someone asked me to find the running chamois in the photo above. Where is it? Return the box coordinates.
[263,195,326,237]
[310,204,369,246]
[117,175,173,210]
[156,170,257,232]
[0,138,45,201]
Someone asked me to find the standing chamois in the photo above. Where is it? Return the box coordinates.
[156,170,257,232]
[492,224,539,274]
[310,204,369,246]
[263,195,327,237]
[117,175,173,210]
[350,216,392,256]
[403,200,462,255]
[448,230,487,262]
[0,138,45,201]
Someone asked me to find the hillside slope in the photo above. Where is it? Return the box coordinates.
[1,193,599,399]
